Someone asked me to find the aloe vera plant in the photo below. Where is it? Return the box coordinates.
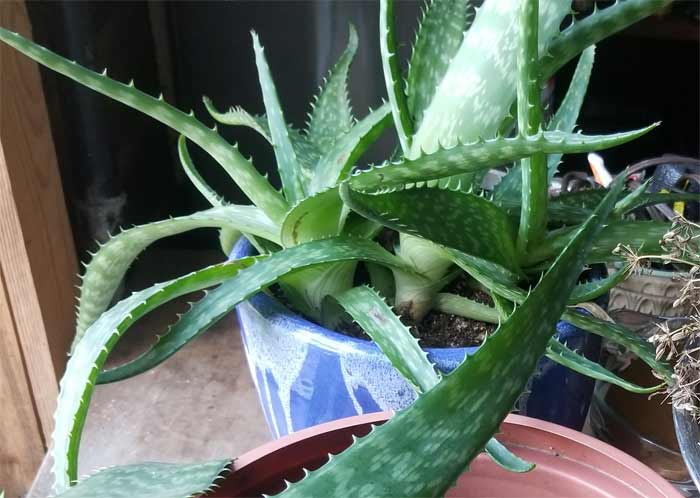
[1,0,694,496]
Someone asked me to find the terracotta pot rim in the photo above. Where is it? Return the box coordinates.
[232,412,682,498]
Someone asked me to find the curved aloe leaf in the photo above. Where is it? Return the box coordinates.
[252,32,306,203]
[546,338,661,394]
[569,266,631,304]
[515,0,548,256]
[341,183,520,273]
[54,460,230,498]
[380,0,413,155]
[203,97,322,175]
[73,206,279,350]
[525,220,669,265]
[449,251,671,381]
[96,238,424,385]
[616,192,700,217]
[279,157,623,498]
[335,285,533,473]
[406,0,474,127]
[55,258,258,491]
[178,135,239,254]
[309,104,392,194]
[203,98,271,141]
[281,188,345,247]
[306,25,358,151]
[496,45,595,202]
[542,0,671,79]
[0,28,288,223]
[349,126,658,191]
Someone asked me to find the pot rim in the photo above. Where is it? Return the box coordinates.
[230,412,683,498]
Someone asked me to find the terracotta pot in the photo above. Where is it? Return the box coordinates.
[210,413,682,498]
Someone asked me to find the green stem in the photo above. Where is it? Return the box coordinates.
[516,0,547,256]
[434,293,500,324]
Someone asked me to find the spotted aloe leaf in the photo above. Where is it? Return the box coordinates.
[616,191,700,218]
[380,0,413,155]
[55,258,257,491]
[73,206,279,351]
[515,0,548,256]
[446,247,672,382]
[541,0,672,80]
[335,285,534,473]
[546,338,661,394]
[524,220,670,265]
[495,45,595,202]
[309,104,392,194]
[406,0,474,127]
[96,238,424,386]
[0,28,288,223]
[348,126,658,191]
[252,32,306,203]
[54,461,230,498]
[278,157,623,498]
[306,25,358,152]
[341,183,521,273]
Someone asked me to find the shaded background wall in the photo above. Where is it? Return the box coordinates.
[26,1,699,261]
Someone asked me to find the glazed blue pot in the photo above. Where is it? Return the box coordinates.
[232,239,601,438]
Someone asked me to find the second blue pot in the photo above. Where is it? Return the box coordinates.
[232,239,601,438]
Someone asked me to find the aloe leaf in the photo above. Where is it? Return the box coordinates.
[546,338,661,394]
[178,135,239,254]
[561,309,672,382]
[495,45,595,202]
[542,0,672,80]
[54,460,230,498]
[73,206,279,350]
[349,126,658,191]
[525,220,669,265]
[203,97,321,173]
[279,152,623,498]
[306,25,358,151]
[97,238,424,385]
[545,45,596,175]
[336,285,532,473]
[309,103,392,194]
[569,266,631,304]
[55,258,257,491]
[447,247,672,382]
[411,0,570,159]
[499,196,593,225]
[280,188,345,247]
[203,97,271,141]
[553,188,607,210]
[516,0,548,256]
[484,438,535,473]
[342,183,521,273]
[0,29,288,223]
[252,32,306,203]
[406,0,475,127]
[366,262,396,301]
[616,191,700,217]
[335,285,439,393]
[380,0,413,155]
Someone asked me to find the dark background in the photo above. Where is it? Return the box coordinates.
[26,1,700,260]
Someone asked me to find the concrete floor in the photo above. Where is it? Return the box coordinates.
[28,250,271,497]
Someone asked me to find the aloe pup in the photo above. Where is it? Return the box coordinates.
[0,0,694,495]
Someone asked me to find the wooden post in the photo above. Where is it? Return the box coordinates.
[0,1,78,495]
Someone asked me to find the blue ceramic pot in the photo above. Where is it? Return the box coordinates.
[232,239,601,438]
